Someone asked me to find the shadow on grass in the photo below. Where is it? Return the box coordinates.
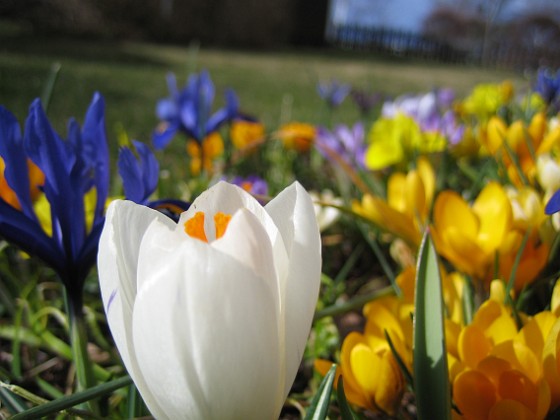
[1,33,170,68]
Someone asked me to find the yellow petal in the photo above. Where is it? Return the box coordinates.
[489,279,507,302]
[497,370,540,413]
[373,352,404,415]
[350,343,381,396]
[528,112,546,146]
[445,319,462,358]
[473,299,505,329]
[364,301,405,346]
[440,226,488,277]
[447,352,466,382]
[536,378,553,420]
[552,280,560,316]
[477,356,511,387]
[387,172,407,213]
[365,118,404,170]
[405,170,426,224]
[473,182,512,253]
[417,156,436,204]
[434,191,479,241]
[538,125,560,154]
[507,120,526,152]
[491,340,541,383]
[363,195,421,246]
[486,116,507,154]
[488,399,537,420]
[313,359,336,377]
[516,311,557,358]
[486,313,519,345]
[542,318,560,409]
[453,370,497,419]
[458,325,492,368]
[340,332,372,409]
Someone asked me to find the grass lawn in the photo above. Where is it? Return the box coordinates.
[1,33,527,145]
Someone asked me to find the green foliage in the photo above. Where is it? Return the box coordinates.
[6,376,132,419]
[304,364,337,420]
[413,232,451,420]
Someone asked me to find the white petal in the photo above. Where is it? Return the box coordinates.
[133,215,184,294]
[177,181,280,244]
[212,208,280,292]
[176,181,290,292]
[265,182,322,398]
[133,237,282,419]
[97,199,174,418]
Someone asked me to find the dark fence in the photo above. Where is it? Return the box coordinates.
[326,24,560,71]
[326,25,467,63]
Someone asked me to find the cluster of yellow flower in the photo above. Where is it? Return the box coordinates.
[319,271,560,419]
[318,78,560,418]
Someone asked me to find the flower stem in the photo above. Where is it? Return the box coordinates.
[313,285,395,321]
[64,288,98,414]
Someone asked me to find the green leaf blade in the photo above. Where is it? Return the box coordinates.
[305,364,337,420]
[413,231,451,420]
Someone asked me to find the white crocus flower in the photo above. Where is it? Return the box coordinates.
[537,154,560,194]
[309,190,343,232]
[97,181,321,419]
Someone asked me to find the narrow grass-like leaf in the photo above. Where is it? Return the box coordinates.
[314,285,395,321]
[504,229,530,303]
[0,325,71,359]
[41,62,61,113]
[0,385,28,414]
[337,376,359,420]
[36,377,64,400]
[335,242,365,283]
[413,232,451,420]
[9,375,132,420]
[358,222,400,297]
[461,276,475,325]
[12,279,38,378]
[385,330,414,389]
[304,363,337,420]
[127,384,146,418]
[0,381,48,406]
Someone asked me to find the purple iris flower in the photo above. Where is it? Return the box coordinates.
[317,80,351,108]
[535,67,560,109]
[153,70,239,149]
[546,189,560,215]
[350,88,382,116]
[119,140,159,205]
[228,175,268,195]
[118,140,189,219]
[316,122,366,167]
[0,94,109,303]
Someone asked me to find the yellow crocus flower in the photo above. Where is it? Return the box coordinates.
[276,122,315,153]
[365,113,445,170]
[451,285,554,419]
[353,157,435,249]
[458,81,513,121]
[431,182,520,282]
[483,113,560,186]
[230,119,265,153]
[186,132,224,176]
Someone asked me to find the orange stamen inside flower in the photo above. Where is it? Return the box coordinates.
[214,212,232,239]
[184,211,232,242]
[184,211,208,242]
